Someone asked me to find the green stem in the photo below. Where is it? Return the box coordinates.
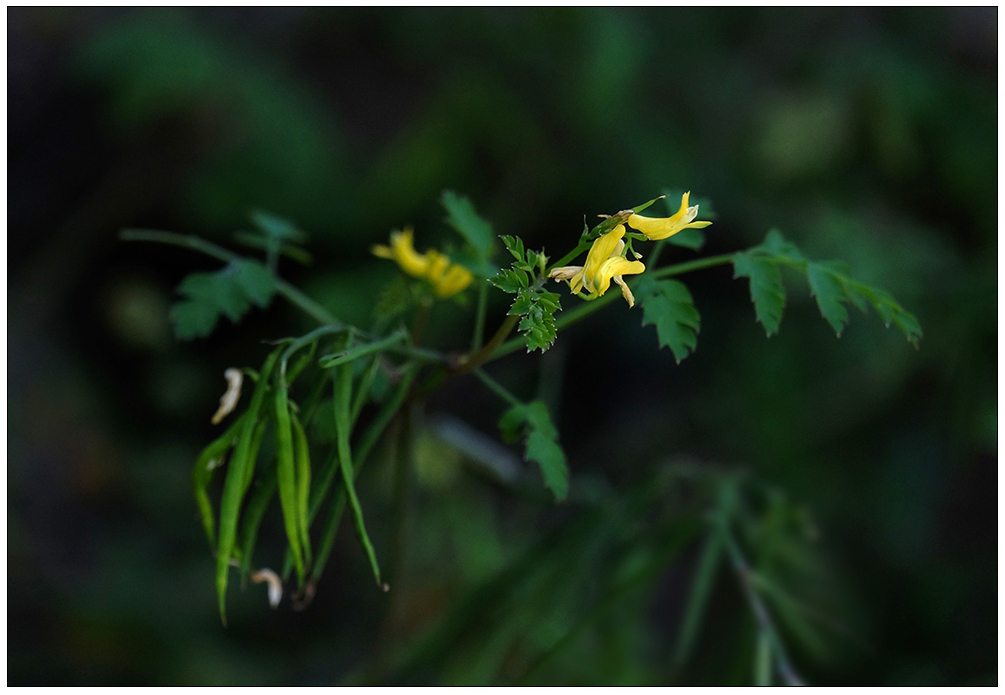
[548,240,592,272]
[473,367,524,408]
[451,313,520,375]
[646,239,669,268]
[490,252,737,362]
[120,229,342,327]
[718,523,804,686]
[651,252,735,280]
[471,279,489,351]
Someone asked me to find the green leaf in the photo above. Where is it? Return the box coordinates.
[761,228,804,261]
[630,194,668,216]
[488,268,528,294]
[317,330,407,369]
[499,235,525,262]
[635,276,701,363]
[506,289,560,353]
[497,400,569,501]
[332,355,383,588]
[498,405,525,445]
[192,413,248,551]
[216,347,279,625]
[807,261,850,337]
[526,430,568,501]
[733,252,786,336]
[274,384,305,585]
[233,259,276,307]
[291,413,312,566]
[171,260,276,340]
[238,466,278,580]
[739,229,921,346]
[442,190,494,263]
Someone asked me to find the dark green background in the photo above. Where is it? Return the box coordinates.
[8,7,996,685]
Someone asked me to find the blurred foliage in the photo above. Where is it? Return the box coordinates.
[8,6,996,686]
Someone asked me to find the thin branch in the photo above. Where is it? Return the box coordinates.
[120,229,342,327]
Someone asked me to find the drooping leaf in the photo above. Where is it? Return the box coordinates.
[733,252,786,336]
[192,412,248,551]
[238,466,278,580]
[332,354,383,588]
[736,229,921,347]
[512,290,560,353]
[291,414,312,566]
[442,190,494,263]
[806,261,851,337]
[216,347,280,625]
[496,400,568,501]
[635,276,701,363]
[526,430,568,502]
[273,384,305,585]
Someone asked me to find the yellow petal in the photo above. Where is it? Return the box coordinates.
[627,192,711,241]
[376,227,432,277]
[592,257,645,296]
[434,264,473,298]
[582,224,627,293]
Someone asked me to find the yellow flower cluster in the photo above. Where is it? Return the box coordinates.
[549,192,711,307]
[372,227,473,299]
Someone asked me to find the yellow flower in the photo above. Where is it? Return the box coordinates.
[372,227,473,299]
[627,191,711,241]
[549,224,646,307]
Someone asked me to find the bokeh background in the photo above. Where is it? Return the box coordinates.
[8,7,997,686]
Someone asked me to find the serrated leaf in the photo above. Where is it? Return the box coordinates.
[738,229,920,346]
[636,276,701,363]
[526,430,568,501]
[171,261,276,340]
[500,234,525,262]
[761,228,804,261]
[489,268,528,294]
[442,190,494,262]
[733,252,786,336]
[170,296,222,340]
[496,400,568,501]
[518,303,558,353]
[233,260,276,308]
[807,261,851,337]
